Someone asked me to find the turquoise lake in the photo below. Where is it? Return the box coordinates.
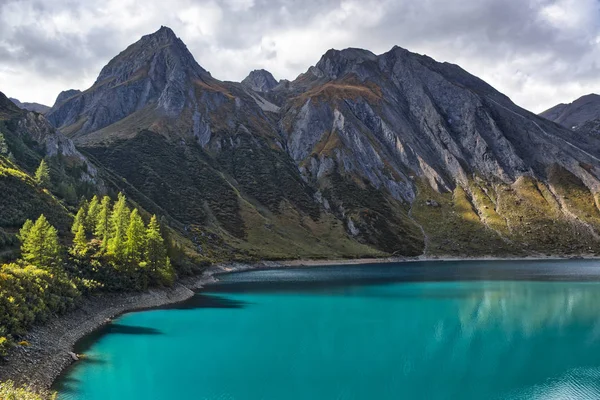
[56,259,600,399]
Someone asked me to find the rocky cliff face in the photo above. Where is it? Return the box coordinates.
[46,26,212,138]
[1,91,97,181]
[42,27,600,259]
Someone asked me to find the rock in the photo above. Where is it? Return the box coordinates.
[425,199,440,207]
[241,69,278,92]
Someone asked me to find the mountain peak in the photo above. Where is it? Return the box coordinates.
[312,48,378,79]
[540,93,600,129]
[96,26,208,85]
[47,26,214,136]
[52,89,82,108]
[241,69,278,92]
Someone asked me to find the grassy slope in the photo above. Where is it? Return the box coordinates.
[412,168,600,257]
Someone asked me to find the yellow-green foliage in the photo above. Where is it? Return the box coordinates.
[468,180,508,234]
[0,380,56,400]
[411,180,516,257]
[0,263,79,336]
[548,165,600,233]
[496,175,598,254]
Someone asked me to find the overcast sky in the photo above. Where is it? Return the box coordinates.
[0,0,599,113]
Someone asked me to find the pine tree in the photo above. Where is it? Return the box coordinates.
[34,159,50,187]
[145,215,167,277]
[0,133,8,156]
[95,196,111,251]
[71,225,88,256]
[125,209,146,264]
[21,215,61,269]
[71,207,86,235]
[86,195,100,234]
[108,193,130,262]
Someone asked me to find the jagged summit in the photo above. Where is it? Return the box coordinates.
[95,25,209,84]
[310,48,378,79]
[241,69,278,92]
[46,26,213,137]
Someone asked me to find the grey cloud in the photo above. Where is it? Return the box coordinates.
[1,0,599,112]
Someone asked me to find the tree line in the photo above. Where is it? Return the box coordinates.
[0,192,173,357]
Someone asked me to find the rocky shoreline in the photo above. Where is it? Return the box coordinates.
[0,255,598,393]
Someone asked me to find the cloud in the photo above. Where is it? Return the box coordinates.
[0,0,599,112]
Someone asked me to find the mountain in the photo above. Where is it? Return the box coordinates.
[540,94,600,130]
[52,89,82,108]
[44,27,600,259]
[241,69,278,92]
[9,98,50,114]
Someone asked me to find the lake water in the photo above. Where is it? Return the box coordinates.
[56,259,600,400]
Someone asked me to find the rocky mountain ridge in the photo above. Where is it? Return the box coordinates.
[37,27,600,259]
[9,98,50,114]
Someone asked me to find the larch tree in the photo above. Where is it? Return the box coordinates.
[20,215,61,269]
[145,215,167,278]
[17,219,33,243]
[86,195,100,234]
[125,208,146,264]
[95,196,112,251]
[71,207,86,235]
[71,225,88,256]
[34,159,50,187]
[108,193,130,262]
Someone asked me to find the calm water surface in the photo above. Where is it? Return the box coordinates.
[56,259,600,399]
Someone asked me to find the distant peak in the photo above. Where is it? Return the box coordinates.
[242,69,278,92]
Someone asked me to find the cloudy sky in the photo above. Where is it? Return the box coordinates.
[0,0,599,113]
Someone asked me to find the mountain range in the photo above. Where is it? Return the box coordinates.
[3,26,600,264]
[9,98,50,114]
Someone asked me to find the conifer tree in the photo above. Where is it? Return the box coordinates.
[108,193,130,261]
[95,196,111,251]
[17,219,33,242]
[71,207,86,235]
[145,215,167,276]
[125,208,146,264]
[34,159,50,187]
[71,225,88,256]
[21,215,61,269]
[86,195,100,234]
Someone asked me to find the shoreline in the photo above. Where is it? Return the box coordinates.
[1,255,600,392]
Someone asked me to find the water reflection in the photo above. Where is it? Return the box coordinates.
[459,282,600,335]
